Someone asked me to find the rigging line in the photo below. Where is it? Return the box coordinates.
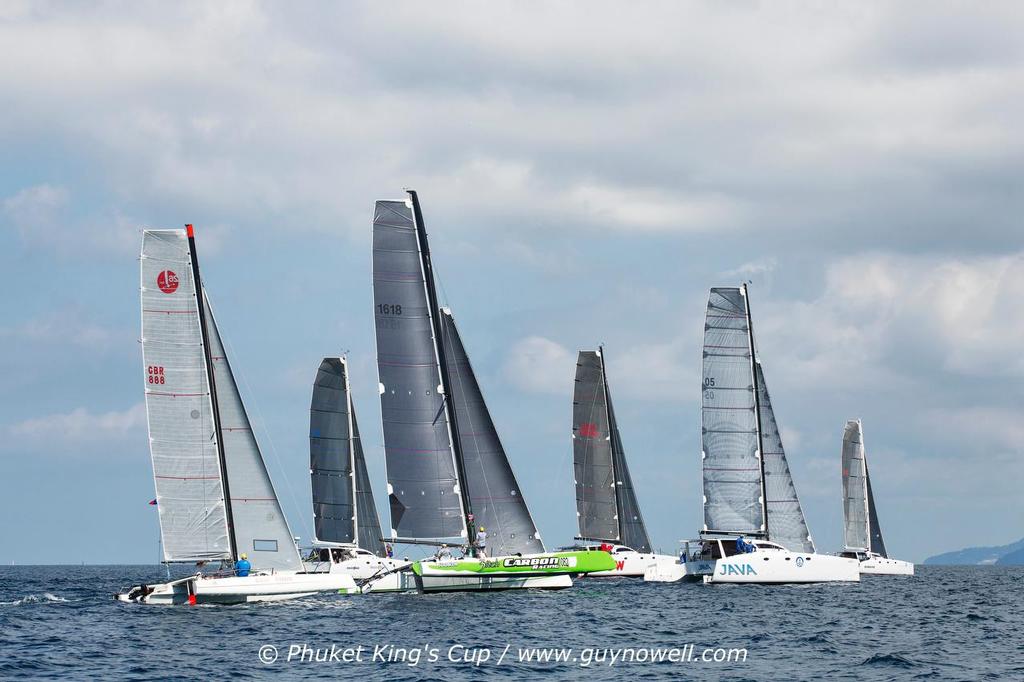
[216,318,314,548]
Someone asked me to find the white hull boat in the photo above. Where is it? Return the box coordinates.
[840,420,915,577]
[122,227,348,605]
[116,571,357,605]
[843,551,915,576]
[704,542,859,584]
[570,545,678,578]
[643,541,715,582]
[696,287,858,585]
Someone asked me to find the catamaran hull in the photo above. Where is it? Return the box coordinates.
[643,559,716,583]
[416,574,572,592]
[859,557,914,576]
[704,552,860,584]
[584,553,679,578]
[115,572,358,605]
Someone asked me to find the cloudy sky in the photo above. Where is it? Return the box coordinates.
[2,1,1022,564]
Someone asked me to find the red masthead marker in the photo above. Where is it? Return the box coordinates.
[186,223,194,238]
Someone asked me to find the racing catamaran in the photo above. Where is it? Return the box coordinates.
[840,419,914,575]
[116,227,356,604]
[692,285,858,584]
[302,357,412,589]
[571,348,677,577]
[367,192,613,592]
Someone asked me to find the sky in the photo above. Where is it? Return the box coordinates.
[1,1,1022,564]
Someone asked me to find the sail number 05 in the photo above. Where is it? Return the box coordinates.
[377,304,403,315]
[703,376,715,399]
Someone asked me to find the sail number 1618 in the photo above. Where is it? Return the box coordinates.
[377,304,402,315]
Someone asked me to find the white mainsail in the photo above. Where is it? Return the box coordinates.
[140,228,301,571]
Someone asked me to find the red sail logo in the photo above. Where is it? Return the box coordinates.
[157,270,179,294]
[579,422,600,438]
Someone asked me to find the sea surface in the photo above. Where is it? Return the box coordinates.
[0,564,1020,680]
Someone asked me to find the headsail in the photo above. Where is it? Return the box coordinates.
[701,287,765,536]
[309,357,385,554]
[572,351,619,543]
[841,419,870,552]
[203,292,302,571]
[607,393,652,553]
[573,350,652,551]
[141,230,230,562]
[441,310,545,555]
[372,199,464,541]
[864,444,888,558]
[757,363,814,553]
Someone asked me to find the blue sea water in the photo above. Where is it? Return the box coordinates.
[0,565,1020,680]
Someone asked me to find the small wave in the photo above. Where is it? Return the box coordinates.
[860,653,920,669]
[0,593,70,606]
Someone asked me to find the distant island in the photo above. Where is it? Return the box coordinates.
[924,537,1024,565]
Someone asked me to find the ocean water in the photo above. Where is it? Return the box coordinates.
[0,564,1020,680]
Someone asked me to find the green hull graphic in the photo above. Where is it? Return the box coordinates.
[412,550,615,576]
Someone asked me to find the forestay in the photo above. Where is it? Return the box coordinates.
[140,230,230,562]
[372,200,464,541]
[701,287,765,536]
[842,419,870,552]
[441,310,544,555]
[203,293,302,572]
[757,363,814,553]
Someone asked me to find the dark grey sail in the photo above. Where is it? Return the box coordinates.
[372,199,464,541]
[607,391,652,552]
[440,309,545,555]
[310,358,356,544]
[701,287,765,537]
[865,463,888,557]
[572,351,619,543]
[309,357,385,555]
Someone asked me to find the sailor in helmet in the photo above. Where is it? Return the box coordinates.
[475,526,488,558]
[235,553,251,577]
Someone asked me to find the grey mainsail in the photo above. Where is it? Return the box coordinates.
[701,287,765,536]
[203,292,302,572]
[573,350,652,552]
[372,199,464,541]
[309,357,385,554]
[141,230,230,562]
[757,363,814,553]
[572,351,619,543]
[441,310,545,555]
[841,419,870,552]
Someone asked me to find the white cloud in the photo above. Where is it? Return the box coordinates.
[503,336,574,395]
[9,403,146,445]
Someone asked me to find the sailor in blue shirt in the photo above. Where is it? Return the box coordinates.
[235,553,251,577]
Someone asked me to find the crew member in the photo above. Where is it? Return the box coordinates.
[476,526,488,558]
[384,543,394,559]
[437,544,452,560]
[235,553,251,577]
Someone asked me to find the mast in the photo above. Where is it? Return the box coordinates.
[742,283,769,539]
[407,190,476,548]
[186,223,238,560]
[344,356,358,547]
[598,346,624,542]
